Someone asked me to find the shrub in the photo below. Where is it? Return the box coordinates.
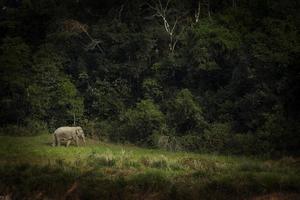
[0,125,30,136]
[84,119,117,141]
[142,78,163,102]
[156,135,182,151]
[119,100,166,145]
[24,118,48,135]
[178,135,202,152]
[229,132,272,155]
[0,119,48,136]
[201,123,231,153]
[81,119,99,139]
[260,108,300,155]
[167,89,208,135]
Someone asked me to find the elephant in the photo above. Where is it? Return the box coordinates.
[53,126,86,147]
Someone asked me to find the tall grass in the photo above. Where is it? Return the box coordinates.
[0,134,299,199]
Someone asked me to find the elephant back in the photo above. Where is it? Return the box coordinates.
[54,127,77,138]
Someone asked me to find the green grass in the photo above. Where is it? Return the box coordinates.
[0,134,299,199]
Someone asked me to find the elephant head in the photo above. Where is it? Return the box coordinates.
[75,126,86,144]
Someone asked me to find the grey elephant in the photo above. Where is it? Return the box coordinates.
[53,126,86,147]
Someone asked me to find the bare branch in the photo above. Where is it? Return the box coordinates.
[147,0,186,54]
[204,0,212,21]
[146,1,158,11]
[158,0,164,13]
[232,0,237,8]
[164,0,171,14]
[63,19,104,54]
[118,4,124,20]
[195,1,201,23]
[170,18,178,35]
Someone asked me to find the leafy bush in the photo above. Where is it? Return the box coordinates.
[119,100,166,145]
[86,79,130,119]
[142,78,163,102]
[260,108,300,155]
[229,132,272,155]
[155,135,182,151]
[24,119,48,135]
[0,125,31,136]
[183,20,241,71]
[81,119,99,139]
[201,123,232,153]
[0,119,48,136]
[178,135,202,152]
[167,89,208,135]
[83,119,116,141]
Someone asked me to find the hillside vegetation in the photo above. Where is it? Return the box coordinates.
[0,135,300,199]
[0,1,299,199]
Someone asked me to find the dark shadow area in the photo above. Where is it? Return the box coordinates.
[1,163,299,200]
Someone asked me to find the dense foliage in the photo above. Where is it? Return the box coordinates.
[0,0,299,155]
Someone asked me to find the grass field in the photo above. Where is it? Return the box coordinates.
[0,134,299,200]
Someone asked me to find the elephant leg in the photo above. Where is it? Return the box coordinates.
[66,140,71,147]
[57,138,61,146]
[75,137,79,146]
[82,135,86,145]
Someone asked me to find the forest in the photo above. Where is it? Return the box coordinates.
[0,0,300,199]
[0,0,299,155]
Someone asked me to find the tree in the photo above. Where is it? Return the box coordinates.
[28,46,84,128]
[85,79,131,120]
[0,37,31,125]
